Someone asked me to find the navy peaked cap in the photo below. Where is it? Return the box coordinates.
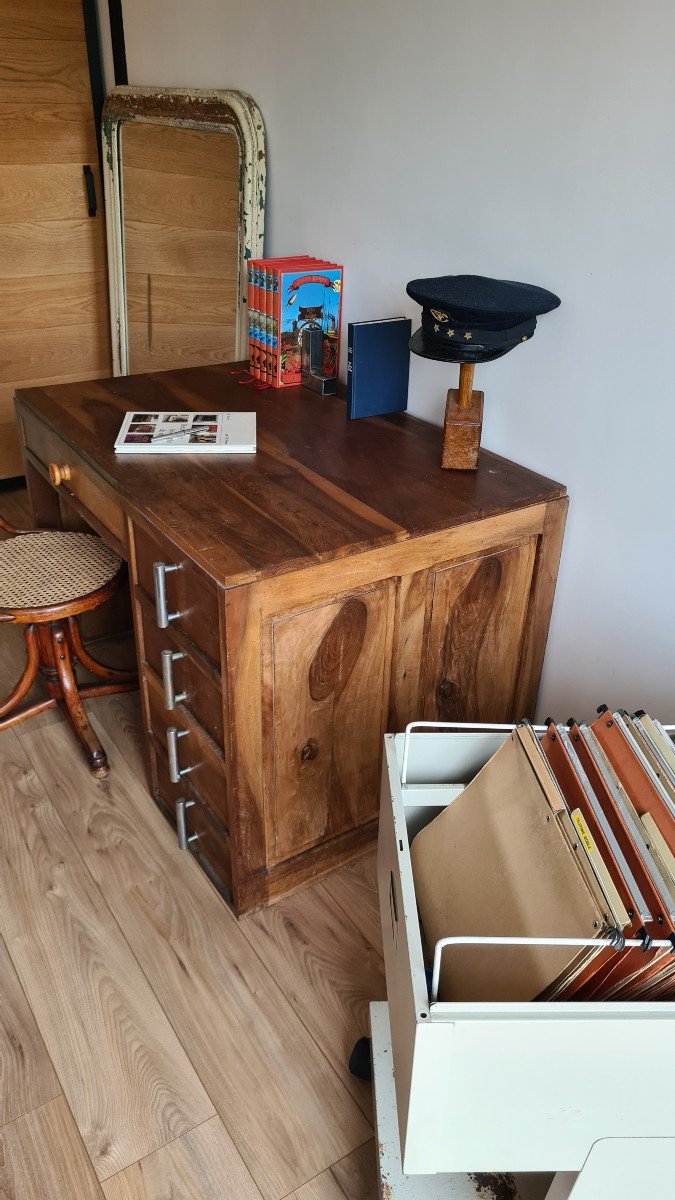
[407,274,560,364]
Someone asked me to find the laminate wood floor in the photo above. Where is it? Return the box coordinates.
[0,482,381,1199]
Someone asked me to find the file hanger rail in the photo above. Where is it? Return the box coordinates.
[400,720,547,786]
[430,931,675,1004]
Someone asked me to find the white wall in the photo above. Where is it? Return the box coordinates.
[118,0,675,721]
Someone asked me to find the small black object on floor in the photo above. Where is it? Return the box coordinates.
[348,1036,372,1082]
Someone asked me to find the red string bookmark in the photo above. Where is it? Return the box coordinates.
[231,369,270,390]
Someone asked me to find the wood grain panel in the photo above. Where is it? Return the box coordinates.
[0,932,61,1126]
[388,566,431,731]
[242,881,385,1115]
[0,36,89,89]
[0,101,96,165]
[0,1096,104,1200]
[120,122,241,178]
[0,2,85,41]
[0,319,109,383]
[121,122,240,374]
[101,1117,261,1200]
[123,222,237,278]
[0,164,102,224]
[512,496,569,718]
[125,272,237,327]
[423,539,537,723]
[21,717,372,1200]
[0,1,111,479]
[0,272,108,329]
[0,219,105,278]
[123,163,239,231]
[287,1142,377,1200]
[0,419,23,477]
[126,324,236,373]
[0,730,214,1181]
[269,585,394,861]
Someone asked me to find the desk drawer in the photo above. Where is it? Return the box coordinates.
[144,667,229,829]
[137,587,224,750]
[152,745,232,894]
[21,411,126,547]
[133,522,221,667]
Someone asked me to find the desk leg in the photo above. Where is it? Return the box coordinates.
[24,457,61,530]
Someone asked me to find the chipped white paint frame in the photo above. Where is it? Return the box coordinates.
[102,86,266,375]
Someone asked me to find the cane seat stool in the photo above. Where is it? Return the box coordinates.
[0,517,137,777]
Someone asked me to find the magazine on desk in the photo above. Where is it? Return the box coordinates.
[114,411,256,454]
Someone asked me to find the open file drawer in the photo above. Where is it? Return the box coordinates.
[378,722,675,1177]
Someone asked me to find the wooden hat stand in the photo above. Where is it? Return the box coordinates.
[441,362,484,471]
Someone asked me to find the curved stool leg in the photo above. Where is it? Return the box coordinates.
[0,625,55,727]
[51,622,109,778]
[65,616,137,685]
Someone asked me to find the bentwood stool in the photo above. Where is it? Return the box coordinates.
[0,516,137,777]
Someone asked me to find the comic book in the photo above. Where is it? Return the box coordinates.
[274,262,343,388]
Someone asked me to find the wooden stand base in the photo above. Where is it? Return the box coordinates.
[441,387,484,470]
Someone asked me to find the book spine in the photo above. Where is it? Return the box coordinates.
[259,261,268,385]
[270,266,281,387]
[253,261,263,381]
[346,321,355,418]
[265,261,274,387]
[248,262,259,380]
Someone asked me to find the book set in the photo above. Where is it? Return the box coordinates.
[247,256,343,390]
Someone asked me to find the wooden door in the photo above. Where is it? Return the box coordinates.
[121,122,240,373]
[0,0,110,479]
[268,584,395,862]
[423,540,537,723]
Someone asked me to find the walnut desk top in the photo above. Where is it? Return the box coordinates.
[16,362,565,586]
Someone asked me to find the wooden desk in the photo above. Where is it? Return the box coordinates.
[15,363,567,915]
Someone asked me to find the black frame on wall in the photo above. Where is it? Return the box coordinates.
[108,0,128,85]
[81,0,106,174]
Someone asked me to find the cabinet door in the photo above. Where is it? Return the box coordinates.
[424,540,536,723]
[268,583,394,862]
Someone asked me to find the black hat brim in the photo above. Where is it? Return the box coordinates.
[409,327,516,365]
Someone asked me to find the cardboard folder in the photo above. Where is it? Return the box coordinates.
[410,725,606,1003]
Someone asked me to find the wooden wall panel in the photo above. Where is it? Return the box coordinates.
[269,585,395,862]
[422,539,537,724]
[0,0,111,479]
[121,122,240,374]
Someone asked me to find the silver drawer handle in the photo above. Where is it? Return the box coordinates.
[153,561,180,628]
[176,797,198,851]
[167,726,192,782]
[161,649,186,709]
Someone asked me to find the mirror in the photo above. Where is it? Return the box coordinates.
[103,87,265,375]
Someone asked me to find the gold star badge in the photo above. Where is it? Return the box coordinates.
[464,331,473,340]
[433,323,440,333]
[446,328,455,339]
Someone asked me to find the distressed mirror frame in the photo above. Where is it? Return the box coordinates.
[102,86,266,375]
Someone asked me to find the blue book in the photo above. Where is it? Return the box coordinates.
[346,317,411,420]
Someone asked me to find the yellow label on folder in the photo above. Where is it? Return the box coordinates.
[572,809,595,857]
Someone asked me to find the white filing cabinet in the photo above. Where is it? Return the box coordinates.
[375,723,675,1190]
